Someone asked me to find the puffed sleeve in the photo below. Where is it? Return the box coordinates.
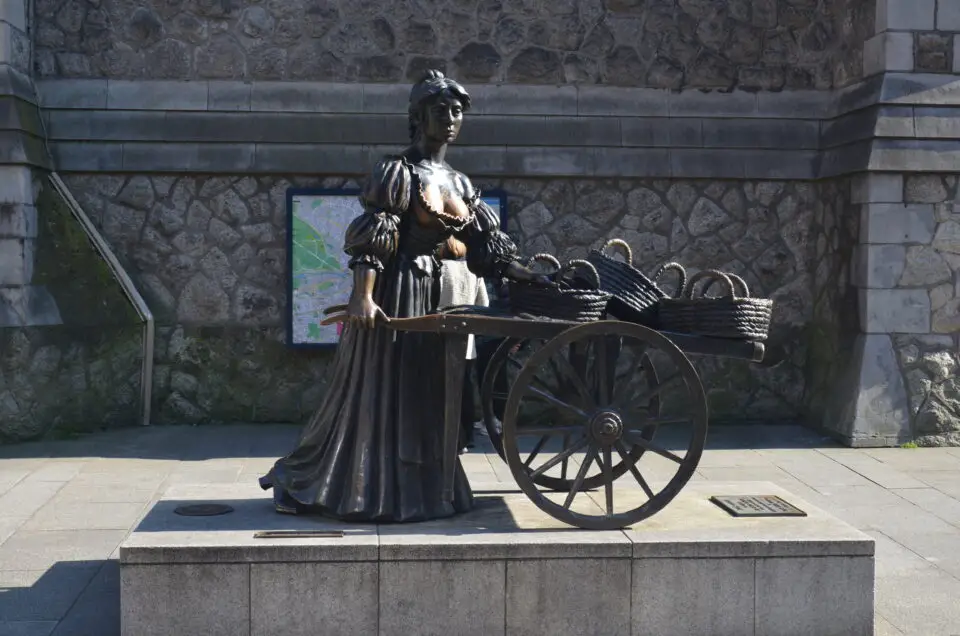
[343,157,410,271]
[459,194,519,280]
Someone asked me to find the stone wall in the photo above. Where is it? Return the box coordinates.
[59,172,829,426]
[34,0,872,89]
[0,178,143,442]
[893,174,960,445]
[804,178,860,430]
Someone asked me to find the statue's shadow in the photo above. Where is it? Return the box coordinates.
[133,492,594,538]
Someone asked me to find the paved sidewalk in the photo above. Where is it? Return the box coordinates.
[0,424,958,636]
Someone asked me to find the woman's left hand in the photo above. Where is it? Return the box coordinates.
[504,261,551,285]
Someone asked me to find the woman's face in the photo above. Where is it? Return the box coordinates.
[421,93,464,144]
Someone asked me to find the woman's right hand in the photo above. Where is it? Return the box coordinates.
[347,295,389,329]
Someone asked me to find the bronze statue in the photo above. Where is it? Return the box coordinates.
[260,70,545,522]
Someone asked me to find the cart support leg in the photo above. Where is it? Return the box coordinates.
[442,333,469,503]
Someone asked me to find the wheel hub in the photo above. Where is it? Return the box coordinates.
[589,411,623,445]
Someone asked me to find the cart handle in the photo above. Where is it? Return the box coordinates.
[600,238,633,266]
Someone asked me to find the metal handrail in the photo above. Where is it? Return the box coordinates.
[47,174,155,427]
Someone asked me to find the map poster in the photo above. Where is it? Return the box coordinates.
[286,188,508,348]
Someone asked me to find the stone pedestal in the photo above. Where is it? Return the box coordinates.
[120,481,875,636]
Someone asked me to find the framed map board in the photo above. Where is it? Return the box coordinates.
[286,187,508,349]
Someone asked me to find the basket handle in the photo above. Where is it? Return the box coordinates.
[702,272,752,299]
[652,262,687,298]
[684,269,740,300]
[561,259,601,289]
[600,238,633,266]
[526,253,562,273]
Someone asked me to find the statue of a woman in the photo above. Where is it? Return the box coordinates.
[259,70,545,522]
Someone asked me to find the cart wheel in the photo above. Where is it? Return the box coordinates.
[501,321,707,530]
[481,337,660,493]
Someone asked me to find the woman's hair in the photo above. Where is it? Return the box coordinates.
[407,70,472,141]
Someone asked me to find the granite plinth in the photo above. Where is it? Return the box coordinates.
[119,481,875,636]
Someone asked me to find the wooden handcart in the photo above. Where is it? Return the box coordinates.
[323,305,767,531]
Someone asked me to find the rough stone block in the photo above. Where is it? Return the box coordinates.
[939,0,960,30]
[756,557,874,636]
[826,334,911,457]
[0,164,31,203]
[851,173,904,204]
[876,0,936,31]
[860,288,931,333]
[380,560,505,636]
[0,236,31,284]
[857,244,907,288]
[35,80,108,109]
[506,559,631,636]
[0,0,27,31]
[864,33,915,75]
[107,80,208,111]
[120,564,249,636]
[860,203,936,244]
[250,563,377,636]
[632,558,754,636]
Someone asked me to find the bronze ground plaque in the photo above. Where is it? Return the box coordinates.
[709,495,807,518]
[173,503,234,517]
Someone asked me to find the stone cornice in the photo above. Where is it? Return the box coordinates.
[31,75,960,179]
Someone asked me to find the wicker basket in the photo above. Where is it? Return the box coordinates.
[509,254,611,323]
[585,239,669,325]
[657,269,774,341]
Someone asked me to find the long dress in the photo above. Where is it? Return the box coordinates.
[260,155,518,522]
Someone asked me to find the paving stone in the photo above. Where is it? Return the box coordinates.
[814,450,929,489]
[22,462,86,483]
[50,562,120,636]
[0,481,65,521]
[0,469,27,494]
[891,488,960,526]
[0,566,100,621]
[0,530,128,571]
[0,622,57,636]
[21,502,146,532]
[876,567,960,635]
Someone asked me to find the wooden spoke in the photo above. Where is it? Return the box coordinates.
[615,441,655,500]
[602,446,614,515]
[523,435,550,468]
[623,432,685,464]
[547,353,596,409]
[500,322,708,530]
[529,436,589,480]
[524,385,589,419]
[516,425,582,437]
[563,445,597,510]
